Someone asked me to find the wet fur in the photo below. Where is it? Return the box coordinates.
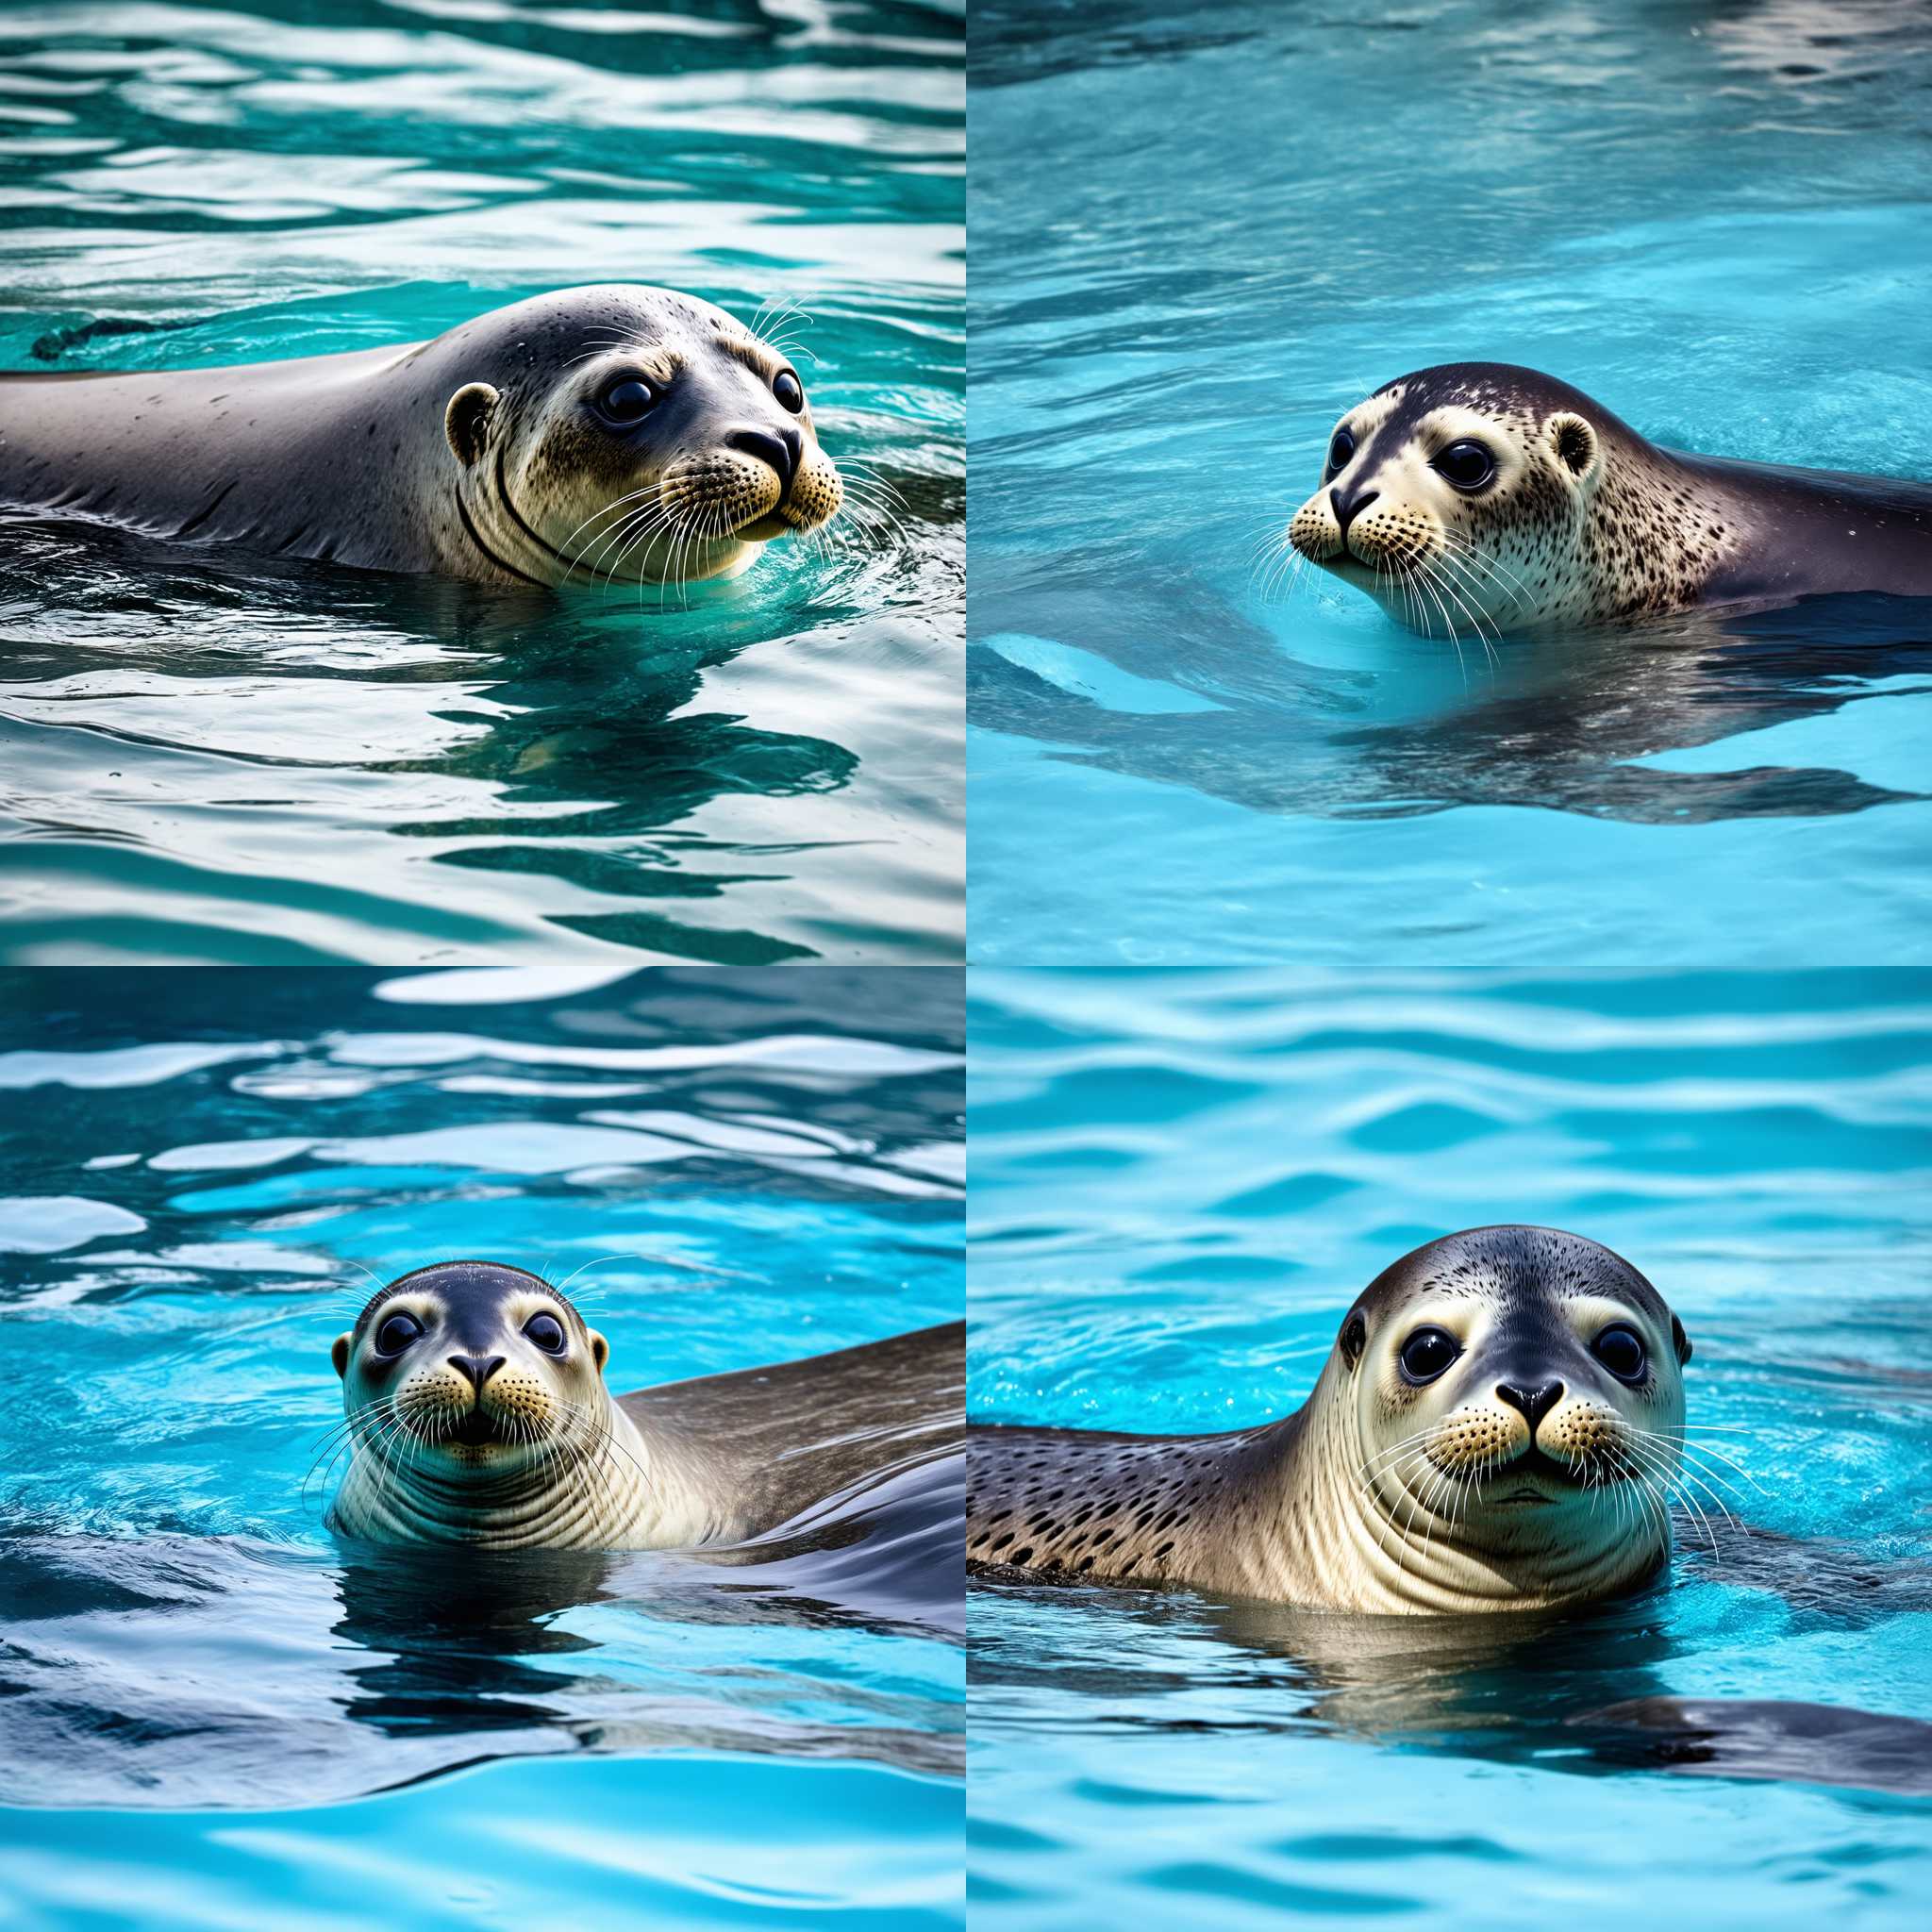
[326,1259,960,1550]
[0,284,841,589]
[968,1226,1694,1614]
[1286,363,1932,635]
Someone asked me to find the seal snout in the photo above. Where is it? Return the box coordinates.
[726,425,802,498]
[447,1352,505,1393]
[1494,1377,1563,1435]
[1330,482,1380,548]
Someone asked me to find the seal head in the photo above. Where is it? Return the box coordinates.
[326,1259,668,1548]
[332,1258,608,1461]
[1335,1225,1692,1607]
[437,284,845,586]
[1287,363,1664,636]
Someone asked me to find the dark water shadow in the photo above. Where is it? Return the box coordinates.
[0,515,879,962]
[969,0,1268,89]
[971,1512,1932,1801]
[0,1442,963,1809]
[972,561,1932,825]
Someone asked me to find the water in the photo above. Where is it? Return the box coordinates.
[0,0,963,966]
[967,0,1932,968]
[967,968,1932,1925]
[0,964,965,1926]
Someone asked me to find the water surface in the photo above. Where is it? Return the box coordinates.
[968,968,1932,1925]
[0,0,964,964]
[0,963,964,1926]
[968,0,1932,965]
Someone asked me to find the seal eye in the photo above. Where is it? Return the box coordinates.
[1433,440,1497,491]
[595,377,657,426]
[374,1311,423,1357]
[1397,1326,1460,1385]
[772,370,804,414]
[524,1311,567,1356]
[1592,1324,1647,1383]
[1325,427,1356,476]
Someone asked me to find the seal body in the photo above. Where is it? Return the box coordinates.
[1285,362,1932,635]
[0,285,842,588]
[968,1226,1695,1614]
[325,1260,960,1550]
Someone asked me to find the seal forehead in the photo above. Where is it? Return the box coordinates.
[1358,1225,1670,1324]
[353,1260,569,1340]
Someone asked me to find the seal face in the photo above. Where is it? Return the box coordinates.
[967,1226,1697,1614]
[325,1259,675,1549]
[440,286,845,587]
[1283,362,1932,637]
[0,284,845,590]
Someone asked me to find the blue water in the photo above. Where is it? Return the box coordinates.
[967,0,1932,967]
[967,969,1932,1924]
[0,965,964,1926]
[0,0,963,966]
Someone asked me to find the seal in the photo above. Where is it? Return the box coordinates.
[325,1260,961,1550]
[967,1225,1696,1614]
[0,285,844,589]
[1285,363,1932,636]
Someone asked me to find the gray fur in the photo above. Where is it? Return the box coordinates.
[619,1321,965,1544]
[968,1226,1692,1614]
[0,284,840,587]
[1288,362,1932,634]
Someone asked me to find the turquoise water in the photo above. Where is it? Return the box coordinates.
[967,969,1932,1924]
[968,0,1932,967]
[0,0,963,965]
[0,966,964,1926]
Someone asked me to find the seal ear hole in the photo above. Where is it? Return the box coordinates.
[331,1333,351,1379]
[588,1328,609,1374]
[1340,1310,1367,1371]
[1550,411,1598,480]
[1672,1314,1692,1366]
[444,381,499,467]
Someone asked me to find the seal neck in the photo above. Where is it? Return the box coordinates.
[327,1391,695,1550]
[1252,1371,1671,1614]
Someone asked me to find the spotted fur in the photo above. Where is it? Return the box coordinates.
[1285,362,1932,637]
[968,1226,1696,1615]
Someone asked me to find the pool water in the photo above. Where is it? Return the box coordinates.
[967,968,1932,1925]
[0,0,963,966]
[0,964,965,1927]
[967,0,1932,967]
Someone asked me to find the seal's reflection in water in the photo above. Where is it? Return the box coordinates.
[973,559,1931,824]
[330,1443,967,1785]
[972,1512,1932,1798]
[0,1449,961,1809]
[0,491,946,959]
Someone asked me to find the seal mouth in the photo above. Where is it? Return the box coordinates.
[1486,1446,1586,1493]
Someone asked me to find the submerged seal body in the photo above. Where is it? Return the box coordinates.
[0,284,843,589]
[968,1226,1695,1615]
[1285,362,1932,636]
[325,1260,960,1550]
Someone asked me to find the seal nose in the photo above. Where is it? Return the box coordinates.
[447,1353,504,1395]
[727,426,800,494]
[1331,483,1379,541]
[1496,1379,1564,1435]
